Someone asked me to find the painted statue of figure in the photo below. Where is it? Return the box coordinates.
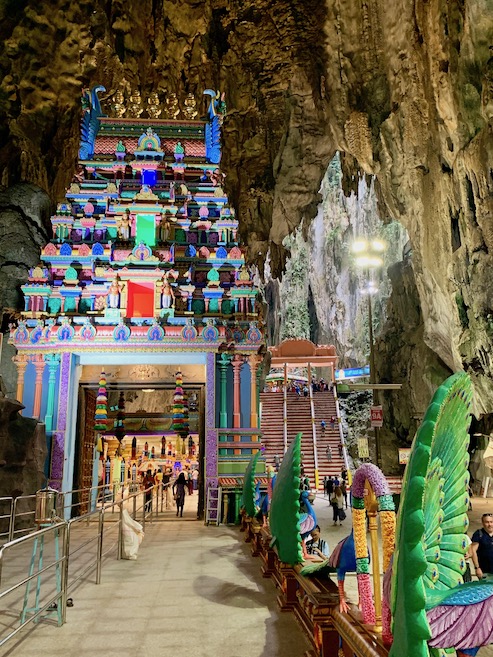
[159,214,171,242]
[108,277,124,309]
[144,441,149,457]
[161,276,175,309]
[169,181,175,202]
[131,437,137,460]
[151,445,155,459]
[118,210,131,240]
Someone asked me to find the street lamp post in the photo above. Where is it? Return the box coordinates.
[352,238,387,470]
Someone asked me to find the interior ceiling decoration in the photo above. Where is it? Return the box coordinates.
[1,1,493,416]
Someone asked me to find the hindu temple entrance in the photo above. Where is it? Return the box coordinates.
[72,362,206,518]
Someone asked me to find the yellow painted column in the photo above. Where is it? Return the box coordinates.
[13,354,29,413]
[32,354,46,419]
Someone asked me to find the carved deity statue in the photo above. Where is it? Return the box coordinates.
[159,276,175,309]
[147,92,162,119]
[128,90,143,118]
[112,89,126,118]
[118,211,131,241]
[158,214,171,243]
[108,277,124,309]
[163,92,180,119]
[183,93,198,119]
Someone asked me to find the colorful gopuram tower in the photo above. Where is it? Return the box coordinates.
[9,87,265,511]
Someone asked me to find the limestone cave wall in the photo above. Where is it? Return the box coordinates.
[0,1,493,434]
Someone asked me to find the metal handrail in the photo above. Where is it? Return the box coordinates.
[9,495,37,542]
[0,497,14,542]
[0,522,68,647]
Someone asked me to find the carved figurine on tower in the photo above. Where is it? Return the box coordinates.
[107,276,124,309]
[159,274,175,310]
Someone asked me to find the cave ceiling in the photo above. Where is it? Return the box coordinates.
[1,1,493,409]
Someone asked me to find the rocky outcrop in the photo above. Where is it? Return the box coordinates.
[0,394,46,498]
[0,183,50,311]
[0,1,492,432]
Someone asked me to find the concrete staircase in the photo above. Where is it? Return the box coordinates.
[260,390,345,490]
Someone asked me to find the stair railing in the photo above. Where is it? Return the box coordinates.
[308,383,319,489]
[283,382,288,454]
[333,385,349,473]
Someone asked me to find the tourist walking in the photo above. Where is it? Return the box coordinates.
[471,513,493,578]
[172,472,188,517]
[330,486,346,526]
[326,476,334,498]
[163,468,172,508]
[142,469,155,514]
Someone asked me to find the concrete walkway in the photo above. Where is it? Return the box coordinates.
[2,489,493,657]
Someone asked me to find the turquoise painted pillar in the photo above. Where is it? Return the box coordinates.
[44,354,60,433]
[256,360,262,420]
[218,353,231,429]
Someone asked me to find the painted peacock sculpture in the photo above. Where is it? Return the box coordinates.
[269,432,317,565]
[390,371,493,657]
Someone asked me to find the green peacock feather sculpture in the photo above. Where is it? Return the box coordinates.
[269,432,303,565]
[388,372,493,657]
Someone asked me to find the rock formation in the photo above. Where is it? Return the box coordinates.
[0,1,492,453]
[0,393,46,498]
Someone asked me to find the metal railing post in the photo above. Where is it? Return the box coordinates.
[9,498,18,542]
[60,522,70,624]
[96,507,104,584]
[142,490,146,531]
[117,500,123,560]
[7,498,14,542]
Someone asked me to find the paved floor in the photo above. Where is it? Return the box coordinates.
[1,489,493,657]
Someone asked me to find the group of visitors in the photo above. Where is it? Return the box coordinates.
[310,377,332,393]
[264,378,334,395]
[140,466,199,517]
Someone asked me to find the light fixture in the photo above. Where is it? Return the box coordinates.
[142,388,156,393]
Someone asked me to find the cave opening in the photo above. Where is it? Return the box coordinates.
[450,209,461,252]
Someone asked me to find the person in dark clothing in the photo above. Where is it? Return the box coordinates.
[172,472,188,517]
[471,513,493,578]
[326,476,334,498]
[142,469,155,513]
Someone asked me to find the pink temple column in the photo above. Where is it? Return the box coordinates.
[32,355,46,419]
[232,353,243,454]
[13,354,29,413]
